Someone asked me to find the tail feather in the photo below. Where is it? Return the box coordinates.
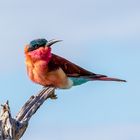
[88,74,126,82]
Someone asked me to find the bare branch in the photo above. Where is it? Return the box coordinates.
[0,87,55,140]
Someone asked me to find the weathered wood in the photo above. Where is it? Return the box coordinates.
[0,87,55,140]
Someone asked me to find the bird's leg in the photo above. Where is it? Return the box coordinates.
[43,86,57,99]
[49,90,57,99]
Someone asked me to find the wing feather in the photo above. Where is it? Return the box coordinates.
[48,54,101,77]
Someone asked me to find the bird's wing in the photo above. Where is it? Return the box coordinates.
[48,53,102,77]
[48,54,126,82]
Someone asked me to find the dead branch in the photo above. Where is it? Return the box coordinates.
[0,87,55,140]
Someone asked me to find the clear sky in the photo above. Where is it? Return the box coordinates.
[0,0,140,140]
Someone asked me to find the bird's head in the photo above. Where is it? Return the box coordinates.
[27,38,62,52]
[25,38,61,61]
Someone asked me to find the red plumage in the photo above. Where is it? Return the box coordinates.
[24,40,126,89]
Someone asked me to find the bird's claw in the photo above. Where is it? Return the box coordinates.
[49,91,57,100]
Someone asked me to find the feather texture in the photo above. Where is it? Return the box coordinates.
[25,44,126,89]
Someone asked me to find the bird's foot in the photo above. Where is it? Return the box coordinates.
[42,86,57,100]
[49,90,57,100]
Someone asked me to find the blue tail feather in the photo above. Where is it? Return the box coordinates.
[69,77,89,86]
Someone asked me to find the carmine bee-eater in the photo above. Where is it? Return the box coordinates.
[24,38,126,89]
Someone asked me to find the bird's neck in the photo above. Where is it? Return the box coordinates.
[27,47,52,63]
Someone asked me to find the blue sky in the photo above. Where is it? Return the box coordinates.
[0,0,140,140]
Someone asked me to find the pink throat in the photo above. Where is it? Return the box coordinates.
[28,47,52,63]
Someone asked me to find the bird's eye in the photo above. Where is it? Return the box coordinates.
[34,44,39,49]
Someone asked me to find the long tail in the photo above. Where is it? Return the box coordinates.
[88,74,126,82]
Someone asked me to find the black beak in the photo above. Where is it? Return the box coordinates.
[46,39,62,47]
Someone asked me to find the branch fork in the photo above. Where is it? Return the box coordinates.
[0,87,55,140]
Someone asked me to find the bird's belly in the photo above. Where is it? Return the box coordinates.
[32,70,51,86]
[30,66,73,89]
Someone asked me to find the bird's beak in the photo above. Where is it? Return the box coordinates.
[46,39,62,47]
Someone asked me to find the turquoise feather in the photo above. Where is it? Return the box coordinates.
[70,77,89,86]
[30,38,47,47]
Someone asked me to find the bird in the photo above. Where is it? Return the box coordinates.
[24,38,126,90]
